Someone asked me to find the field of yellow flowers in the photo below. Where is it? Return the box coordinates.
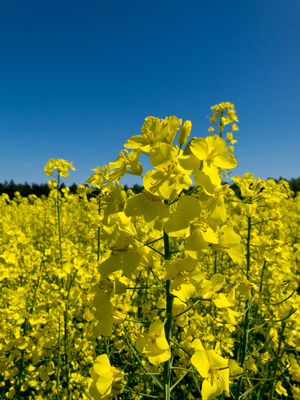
[0,103,300,400]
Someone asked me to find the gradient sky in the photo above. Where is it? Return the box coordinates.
[0,0,299,187]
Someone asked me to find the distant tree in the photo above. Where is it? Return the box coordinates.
[31,183,50,197]
[7,180,16,199]
[69,183,78,194]
[132,183,144,194]
[288,177,300,195]
[22,182,32,197]
[0,181,50,199]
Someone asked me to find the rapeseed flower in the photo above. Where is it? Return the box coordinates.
[44,158,75,178]
[136,320,171,365]
[191,349,229,400]
[143,143,197,200]
[164,195,218,257]
[89,354,124,399]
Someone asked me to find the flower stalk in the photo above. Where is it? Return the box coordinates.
[163,230,173,400]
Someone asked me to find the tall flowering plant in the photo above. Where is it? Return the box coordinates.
[89,104,245,400]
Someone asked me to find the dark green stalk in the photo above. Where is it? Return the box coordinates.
[163,231,173,400]
[214,250,218,275]
[56,175,62,264]
[56,174,70,398]
[259,260,267,295]
[134,235,165,257]
[54,175,63,399]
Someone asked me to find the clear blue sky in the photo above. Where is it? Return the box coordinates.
[0,0,299,187]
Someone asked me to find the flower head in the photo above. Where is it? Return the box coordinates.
[135,319,171,365]
[89,354,124,400]
[191,349,229,400]
[44,158,75,178]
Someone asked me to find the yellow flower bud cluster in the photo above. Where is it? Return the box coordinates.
[44,158,75,178]
[209,102,239,143]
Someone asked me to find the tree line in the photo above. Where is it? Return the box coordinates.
[0,178,299,200]
[0,180,143,199]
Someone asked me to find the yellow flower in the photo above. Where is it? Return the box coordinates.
[89,354,124,400]
[164,256,204,302]
[191,349,229,400]
[86,165,109,188]
[99,212,141,279]
[108,149,143,181]
[135,319,171,365]
[190,135,237,171]
[212,289,240,325]
[124,116,170,152]
[292,385,300,400]
[164,195,218,257]
[38,363,54,382]
[143,143,196,200]
[275,380,288,397]
[199,274,225,299]
[99,250,141,280]
[211,226,244,264]
[125,190,170,226]
[125,116,182,151]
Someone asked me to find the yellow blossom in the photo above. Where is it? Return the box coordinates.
[191,349,229,400]
[136,320,171,365]
[89,354,124,400]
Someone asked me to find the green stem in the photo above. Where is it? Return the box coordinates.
[56,174,70,397]
[163,231,173,400]
[56,175,63,265]
[134,235,164,257]
[259,260,267,295]
[55,175,63,399]
[214,250,217,274]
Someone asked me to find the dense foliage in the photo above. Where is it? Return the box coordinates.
[0,103,299,400]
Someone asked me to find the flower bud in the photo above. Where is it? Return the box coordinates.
[178,120,192,145]
[112,310,126,325]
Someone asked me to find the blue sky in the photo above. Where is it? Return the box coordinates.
[0,0,299,187]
